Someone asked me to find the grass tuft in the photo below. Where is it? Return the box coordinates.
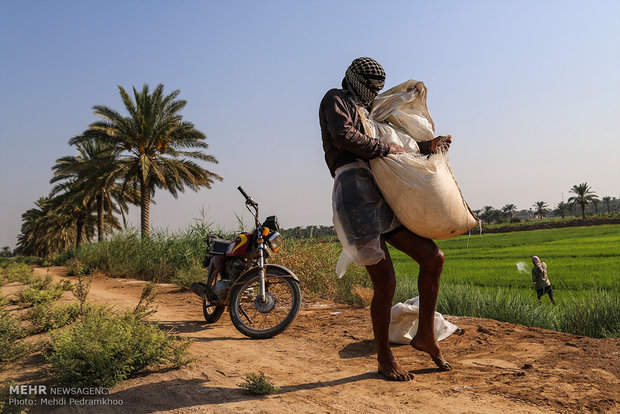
[238,372,280,395]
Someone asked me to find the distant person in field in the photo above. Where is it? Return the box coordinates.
[318,57,452,381]
[531,256,556,305]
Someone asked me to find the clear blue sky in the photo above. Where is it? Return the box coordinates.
[1,0,619,249]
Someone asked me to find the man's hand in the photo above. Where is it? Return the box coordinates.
[419,135,452,155]
[431,135,452,153]
[389,143,406,154]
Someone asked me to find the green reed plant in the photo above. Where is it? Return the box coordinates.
[68,222,219,282]
[276,239,370,306]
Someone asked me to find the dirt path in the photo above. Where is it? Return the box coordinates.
[4,267,619,413]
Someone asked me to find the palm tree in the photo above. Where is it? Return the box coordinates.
[49,181,99,248]
[602,196,612,214]
[90,84,222,238]
[16,196,85,256]
[554,202,570,219]
[479,205,501,224]
[568,183,598,219]
[532,201,549,219]
[501,204,517,221]
[53,132,137,241]
[592,198,600,215]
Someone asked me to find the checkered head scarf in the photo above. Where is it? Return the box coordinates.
[342,57,386,106]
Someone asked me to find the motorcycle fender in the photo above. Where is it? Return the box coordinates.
[232,264,300,288]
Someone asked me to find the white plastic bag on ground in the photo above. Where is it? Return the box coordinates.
[360,79,479,240]
[388,297,459,344]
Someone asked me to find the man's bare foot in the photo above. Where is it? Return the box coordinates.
[431,355,452,371]
[378,359,413,381]
[410,335,452,371]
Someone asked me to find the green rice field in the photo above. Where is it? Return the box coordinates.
[389,225,619,337]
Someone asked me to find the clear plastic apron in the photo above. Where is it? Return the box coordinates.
[332,160,400,277]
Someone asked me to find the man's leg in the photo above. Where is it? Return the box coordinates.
[547,286,556,305]
[365,238,413,381]
[537,288,544,302]
[385,228,451,370]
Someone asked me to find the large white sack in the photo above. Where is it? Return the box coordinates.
[361,79,479,240]
[389,297,459,344]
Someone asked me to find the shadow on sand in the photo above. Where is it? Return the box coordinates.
[33,373,379,413]
[156,320,251,342]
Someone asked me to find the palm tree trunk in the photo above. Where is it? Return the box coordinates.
[76,219,84,248]
[140,180,150,239]
[120,206,127,229]
[580,203,586,219]
[97,193,104,242]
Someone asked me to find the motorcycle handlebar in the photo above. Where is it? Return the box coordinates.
[237,186,257,207]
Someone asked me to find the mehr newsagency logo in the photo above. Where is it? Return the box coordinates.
[8,384,123,407]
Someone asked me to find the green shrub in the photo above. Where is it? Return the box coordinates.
[132,282,158,320]
[0,310,27,364]
[66,258,89,276]
[58,279,74,291]
[27,302,81,333]
[27,274,53,290]
[0,262,34,285]
[172,264,207,291]
[14,256,43,265]
[0,380,34,414]
[49,249,76,266]
[46,308,193,387]
[16,274,72,307]
[18,284,64,307]
[238,372,280,395]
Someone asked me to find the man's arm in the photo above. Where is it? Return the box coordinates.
[322,91,390,159]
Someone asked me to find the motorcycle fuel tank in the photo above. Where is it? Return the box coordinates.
[226,233,252,257]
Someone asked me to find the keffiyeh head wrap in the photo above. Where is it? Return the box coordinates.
[342,57,386,106]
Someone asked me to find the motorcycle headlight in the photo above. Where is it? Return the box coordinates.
[267,232,283,253]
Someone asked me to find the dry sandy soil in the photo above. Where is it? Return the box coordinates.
[2,266,618,413]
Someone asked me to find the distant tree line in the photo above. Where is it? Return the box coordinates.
[280,225,337,239]
[475,183,618,225]
[15,84,221,257]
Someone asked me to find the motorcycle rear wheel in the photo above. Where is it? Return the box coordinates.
[202,300,225,323]
[229,272,301,339]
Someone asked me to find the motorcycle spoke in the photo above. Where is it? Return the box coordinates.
[239,306,253,324]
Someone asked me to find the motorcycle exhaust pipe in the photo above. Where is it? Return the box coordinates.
[191,282,210,300]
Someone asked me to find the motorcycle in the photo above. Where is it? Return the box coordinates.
[191,186,302,339]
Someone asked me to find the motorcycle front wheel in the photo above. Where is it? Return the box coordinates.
[202,300,225,323]
[229,273,301,339]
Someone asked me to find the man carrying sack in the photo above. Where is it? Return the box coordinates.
[318,57,452,381]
